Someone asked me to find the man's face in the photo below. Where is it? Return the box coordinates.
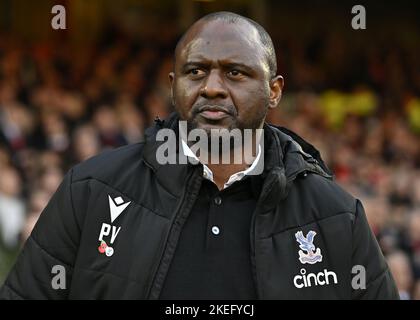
[170,20,282,133]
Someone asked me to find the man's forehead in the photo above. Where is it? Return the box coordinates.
[177,20,265,65]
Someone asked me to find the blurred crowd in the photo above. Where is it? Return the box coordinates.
[1,20,420,299]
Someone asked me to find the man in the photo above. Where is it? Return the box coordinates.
[0,12,398,299]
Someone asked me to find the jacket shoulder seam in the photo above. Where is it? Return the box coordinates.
[29,235,75,269]
[365,266,390,289]
[73,265,141,285]
[69,176,171,221]
[2,283,24,299]
[68,168,82,234]
[260,210,355,240]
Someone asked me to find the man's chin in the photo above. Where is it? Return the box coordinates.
[188,118,234,133]
[198,122,229,131]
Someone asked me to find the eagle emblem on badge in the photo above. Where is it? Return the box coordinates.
[295,230,323,265]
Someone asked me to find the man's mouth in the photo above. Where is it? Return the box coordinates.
[200,110,230,120]
[197,106,232,121]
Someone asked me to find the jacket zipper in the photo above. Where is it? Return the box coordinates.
[250,166,316,299]
[146,166,202,299]
[250,171,279,299]
[250,206,260,299]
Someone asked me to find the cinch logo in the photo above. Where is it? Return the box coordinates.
[293,268,338,289]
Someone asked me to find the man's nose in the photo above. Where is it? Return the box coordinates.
[199,70,228,99]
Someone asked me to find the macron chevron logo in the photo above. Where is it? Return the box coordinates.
[108,195,131,223]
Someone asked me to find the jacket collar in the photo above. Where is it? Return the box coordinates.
[263,123,332,179]
[254,123,333,211]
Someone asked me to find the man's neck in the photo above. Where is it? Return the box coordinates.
[198,143,259,190]
[180,125,264,190]
[205,162,250,190]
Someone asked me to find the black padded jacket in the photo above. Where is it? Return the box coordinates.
[0,112,399,299]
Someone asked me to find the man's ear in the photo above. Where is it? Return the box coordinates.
[269,75,284,109]
[169,72,175,106]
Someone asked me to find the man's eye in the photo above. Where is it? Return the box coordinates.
[228,70,243,77]
[188,69,205,76]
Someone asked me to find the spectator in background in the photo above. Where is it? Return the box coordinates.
[0,96,35,154]
[0,166,25,249]
[362,196,390,237]
[407,210,420,278]
[0,166,25,284]
[387,251,414,300]
[93,105,127,148]
[20,189,50,243]
[37,167,63,197]
[116,102,145,144]
[40,112,70,154]
[413,280,420,300]
[72,124,101,163]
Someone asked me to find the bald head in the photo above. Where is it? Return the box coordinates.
[175,11,277,79]
[169,11,284,134]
